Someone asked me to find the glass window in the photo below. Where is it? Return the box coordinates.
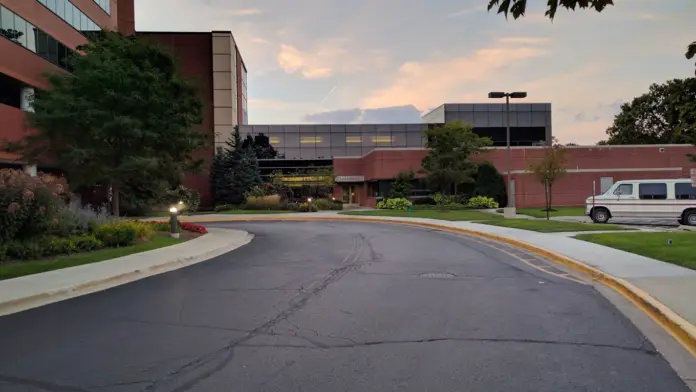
[391,131,407,147]
[675,183,696,200]
[330,132,346,147]
[406,132,424,147]
[284,132,299,148]
[72,6,80,29]
[346,147,363,157]
[300,147,316,159]
[25,23,36,52]
[80,12,87,32]
[284,148,301,160]
[58,44,68,68]
[331,146,347,157]
[47,36,59,64]
[613,184,633,196]
[64,2,73,26]
[638,183,667,200]
[105,0,110,14]
[267,133,282,147]
[13,14,26,47]
[56,0,65,19]
[316,148,330,159]
[36,30,49,58]
[48,0,57,13]
[39,0,47,6]
[345,133,362,146]
[1,6,15,33]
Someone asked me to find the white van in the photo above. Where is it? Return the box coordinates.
[585,179,696,226]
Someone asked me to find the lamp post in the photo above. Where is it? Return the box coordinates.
[488,91,527,218]
[169,206,180,239]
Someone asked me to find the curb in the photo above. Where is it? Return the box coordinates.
[0,229,254,316]
[180,215,696,357]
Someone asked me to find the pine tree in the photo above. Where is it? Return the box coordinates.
[210,126,243,205]
[231,147,262,198]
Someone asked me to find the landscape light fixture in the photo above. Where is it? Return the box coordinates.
[169,206,180,239]
[488,91,528,217]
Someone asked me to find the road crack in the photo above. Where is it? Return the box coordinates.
[141,234,366,392]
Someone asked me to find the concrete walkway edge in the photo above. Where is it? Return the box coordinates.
[188,215,696,357]
[0,228,253,316]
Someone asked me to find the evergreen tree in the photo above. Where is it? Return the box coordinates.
[210,126,244,205]
[231,147,262,200]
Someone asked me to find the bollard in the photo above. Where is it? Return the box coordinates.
[169,206,180,239]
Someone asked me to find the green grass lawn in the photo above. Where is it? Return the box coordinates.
[339,209,501,221]
[218,209,296,214]
[476,219,629,233]
[0,236,182,281]
[516,206,586,218]
[575,232,696,270]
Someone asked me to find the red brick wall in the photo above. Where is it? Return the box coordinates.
[333,145,696,208]
[116,0,134,34]
[138,33,215,207]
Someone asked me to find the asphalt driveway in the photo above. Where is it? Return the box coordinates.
[0,221,688,391]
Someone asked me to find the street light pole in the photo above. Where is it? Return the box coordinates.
[505,94,511,211]
[488,91,527,218]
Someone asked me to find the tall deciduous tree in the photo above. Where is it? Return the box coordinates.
[486,0,694,75]
[529,138,568,217]
[604,79,696,146]
[422,121,492,207]
[4,31,206,215]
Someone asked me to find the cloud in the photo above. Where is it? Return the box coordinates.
[496,36,550,45]
[276,42,390,79]
[361,45,546,111]
[227,8,262,16]
[448,5,487,18]
[303,105,422,124]
[635,13,664,20]
[250,37,271,44]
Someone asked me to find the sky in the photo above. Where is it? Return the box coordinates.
[135,0,695,145]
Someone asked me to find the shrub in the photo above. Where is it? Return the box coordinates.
[312,198,332,210]
[214,204,237,212]
[297,202,318,212]
[180,222,208,234]
[0,169,68,242]
[329,199,343,210]
[51,203,117,237]
[377,198,412,211]
[72,235,104,252]
[160,185,201,213]
[466,196,499,209]
[410,196,436,205]
[94,221,138,247]
[6,239,47,260]
[0,244,7,262]
[244,185,273,198]
[243,194,281,210]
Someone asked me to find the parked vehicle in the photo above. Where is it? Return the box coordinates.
[585,179,696,226]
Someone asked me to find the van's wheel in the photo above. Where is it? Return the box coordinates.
[592,208,610,224]
[684,210,696,226]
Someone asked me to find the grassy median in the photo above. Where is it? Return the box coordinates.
[340,209,501,221]
[576,232,696,270]
[476,219,629,233]
[515,206,586,218]
[0,236,182,281]
[218,209,296,215]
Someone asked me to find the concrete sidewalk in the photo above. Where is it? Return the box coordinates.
[0,228,253,316]
[176,212,696,354]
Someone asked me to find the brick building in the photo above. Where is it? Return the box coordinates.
[332,145,696,208]
[0,0,134,171]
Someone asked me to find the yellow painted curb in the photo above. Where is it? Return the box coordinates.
[156,215,696,357]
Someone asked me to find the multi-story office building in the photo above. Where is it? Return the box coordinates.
[138,31,249,205]
[238,103,553,183]
[0,0,134,172]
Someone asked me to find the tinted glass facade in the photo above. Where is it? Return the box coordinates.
[0,5,77,72]
[36,0,102,37]
[239,124,427,160]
